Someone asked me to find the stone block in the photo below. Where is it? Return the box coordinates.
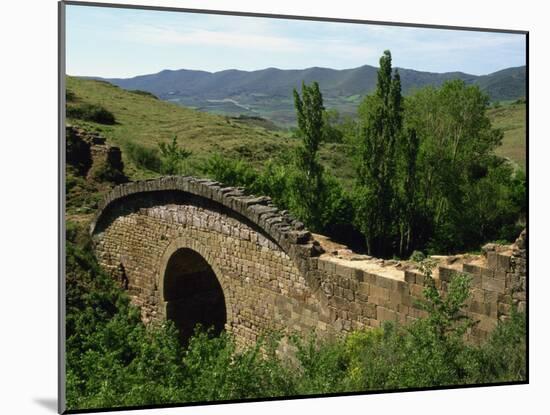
[357,282,370,297]
[322,282,334,296]
[376,275,394,290]
[493,270,506,281]
[487,252,498,269]
[404,270,417,284]
[410,283,424,298]
[363,303,377,319]
[498,302,511,316]
[377,306,398,322]
[389,290,403,309]
[496,254,511,272]
[363,272,377,285]
[439,266,458,282]
[482,276,505,294]
[354,268,365,282]
[463,263,482,275]
[343,288,355,301]
[476,315,498,332]
[370,285,390,301]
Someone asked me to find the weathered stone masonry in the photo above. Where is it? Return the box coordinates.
[91,177,526,346]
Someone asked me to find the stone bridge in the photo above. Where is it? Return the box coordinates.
[91,176,526,346]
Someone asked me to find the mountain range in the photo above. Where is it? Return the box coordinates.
[96,65,526,126]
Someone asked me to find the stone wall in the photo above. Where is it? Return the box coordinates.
[310,229,527,343]
[91,177,527,346]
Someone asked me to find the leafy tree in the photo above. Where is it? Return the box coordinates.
[415,260,474,341]
[405,80,513,252]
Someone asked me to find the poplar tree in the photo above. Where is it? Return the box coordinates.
[291,81,325,230]
[354,50,404,256]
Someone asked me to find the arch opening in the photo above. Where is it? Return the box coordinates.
[163,248,227,345]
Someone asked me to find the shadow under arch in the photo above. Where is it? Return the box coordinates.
[158,237,232,345]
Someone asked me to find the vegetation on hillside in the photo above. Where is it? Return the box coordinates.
[65,50,527,411]
[65,76,300,180]
[202,51,525,257]
[67,102,116,125]
[489,102,527,169]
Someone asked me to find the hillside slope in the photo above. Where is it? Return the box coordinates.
[66,77,525,187]
[65,77,355,183]
[488,102,527,169]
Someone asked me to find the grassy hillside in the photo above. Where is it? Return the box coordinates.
[67,77,293,179]
[66,76,525,187]
[66,77,355,184]
[487,102,526,170]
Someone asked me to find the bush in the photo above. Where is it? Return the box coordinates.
[65,167,103,214]
[201,154,258,188]
[125,142,162,173]
[67,103,116,124]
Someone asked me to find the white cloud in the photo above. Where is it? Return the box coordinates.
[123,23,306,52]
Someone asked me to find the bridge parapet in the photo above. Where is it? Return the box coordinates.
[91,176,322,257]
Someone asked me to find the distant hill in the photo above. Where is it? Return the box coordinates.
[103,65,525,99]
[474,66,526,102]
[95,65,525,126]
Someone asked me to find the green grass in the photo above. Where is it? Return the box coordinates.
[66,77,355,185]
[487,102,526,170]
[67,77,297,179]
[67,77,525,184]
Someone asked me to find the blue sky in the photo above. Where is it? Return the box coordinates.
[66,4,526,78]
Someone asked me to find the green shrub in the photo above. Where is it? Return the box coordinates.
[201,154,353,235]
[125,142,162,173]
[67,103,116,124]
[409,250,426,263]
[158,136,192,175]
[65,167,102,214]
[201,154,257,188]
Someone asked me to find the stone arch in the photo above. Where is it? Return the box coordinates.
[158,236,234,342]
[91,177,326,296]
